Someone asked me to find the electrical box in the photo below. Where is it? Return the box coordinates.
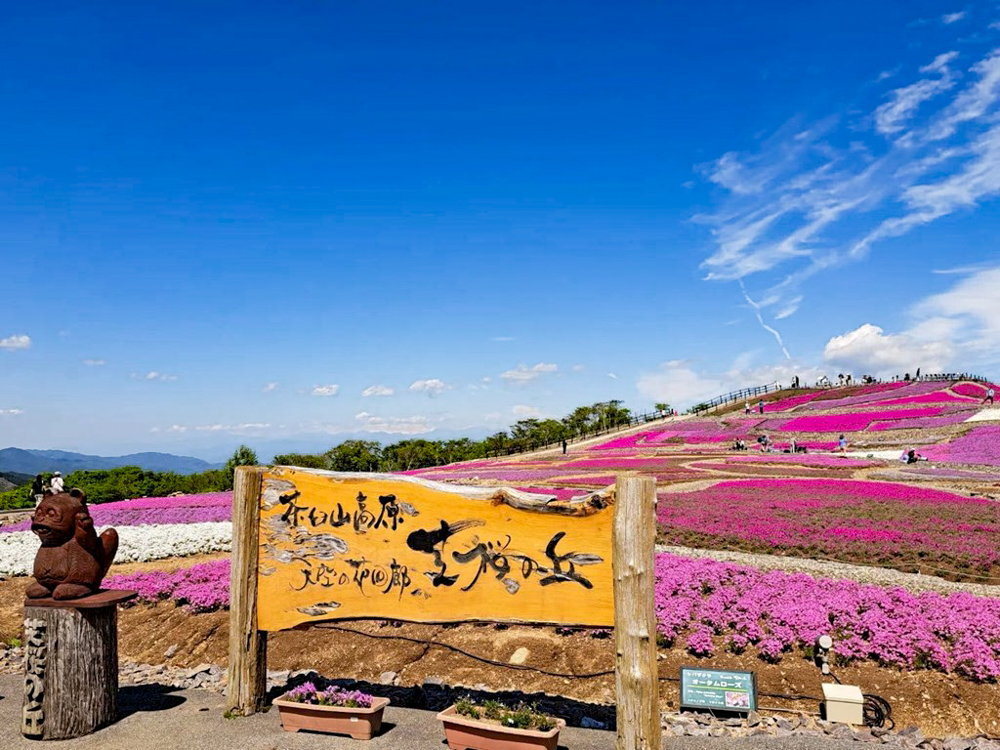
[822,683,864,726]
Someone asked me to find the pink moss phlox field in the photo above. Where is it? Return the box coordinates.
[868,413,972,431]
[654,553,1000,681]
[799,381,941,411]
[952,382,998,399]
[0,491,233,534]
[878,392,977,405]
[780,408,943,433]
[513,486,591,500]
[763,392,825,411]
[922,426,1000,467]
[721,455,874,467]
[104,559,230,612]
[656,478,1000,573]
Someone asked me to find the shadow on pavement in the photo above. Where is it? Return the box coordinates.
[267,675,616,730]
[118,683,187,719]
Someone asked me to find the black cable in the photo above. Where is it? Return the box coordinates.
[862,694,893,730]
[320,625,838,704]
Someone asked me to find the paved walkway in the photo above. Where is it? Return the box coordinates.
[0,675,861,749]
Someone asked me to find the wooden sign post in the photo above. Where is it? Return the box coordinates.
[227,466,662,748]
[613,473,661,750]
[227,466,615,715]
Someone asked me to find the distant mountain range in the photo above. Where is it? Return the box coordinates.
[0,448,222,476]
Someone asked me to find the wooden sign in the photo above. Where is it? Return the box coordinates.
[255,467,615,632]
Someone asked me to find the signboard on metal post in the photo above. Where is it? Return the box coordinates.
[680,667,757,712]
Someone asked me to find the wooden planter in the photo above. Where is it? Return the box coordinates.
[273,696,389,739]
[437,705,565,750]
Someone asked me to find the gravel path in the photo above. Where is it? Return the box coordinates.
[656,544,1000,598]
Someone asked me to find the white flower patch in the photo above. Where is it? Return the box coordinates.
[0,522,232,577]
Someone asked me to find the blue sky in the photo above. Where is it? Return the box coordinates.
[3,1,999,461]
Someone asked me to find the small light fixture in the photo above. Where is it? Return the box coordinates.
[815,634,833,675]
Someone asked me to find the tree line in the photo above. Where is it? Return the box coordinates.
[0,399,668,509]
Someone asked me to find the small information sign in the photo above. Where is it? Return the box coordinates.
[680,667,756,712]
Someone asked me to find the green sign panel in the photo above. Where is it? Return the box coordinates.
[680,667,756,712]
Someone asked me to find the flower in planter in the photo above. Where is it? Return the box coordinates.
[280,682,373,708]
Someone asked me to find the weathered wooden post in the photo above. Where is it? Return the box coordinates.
[613,473,661,750]
[22,591,136,739]
[226,465,268,716]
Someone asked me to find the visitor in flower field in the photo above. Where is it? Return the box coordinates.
[837,434,848,452]
[758,399,765,414]
[987,387,995,405]
[744,402,751,415]
[902,449,927,464]
[49,471,64,493]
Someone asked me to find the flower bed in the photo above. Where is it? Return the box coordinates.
[921,426,1000,466]
[655,554,1000,681]
[953,383,997,399]
[105,559,230,612]
[779,408,944,433]
[656,478,1000,578]
[868,413,972,431]
[0,492,233,534]
[0,522,232,577]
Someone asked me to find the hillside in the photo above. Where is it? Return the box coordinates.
[0,472,31,493]
[0,447,220,476]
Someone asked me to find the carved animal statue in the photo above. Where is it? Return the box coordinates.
[25,489,119,600]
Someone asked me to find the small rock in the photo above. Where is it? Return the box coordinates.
[831,723,855,740]
[709,726,727,737]
[943,740,972,750]
[186,663,213,679]
[423,676,446,687]
[379,671,399,686]
[164,644,178,659]
[581,716,604,729]
[508,647,530,665]
[724,717,742,727]
[776,718,794,731]
[746,711,761,727]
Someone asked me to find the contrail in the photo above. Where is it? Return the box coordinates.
[739,280,791,360]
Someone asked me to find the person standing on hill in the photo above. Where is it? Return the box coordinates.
[744,402,751,415]
[49,471,64,494]
[987,387,995,405]
[838,434,848,452]
[758,400,765,415]
[31,474,44,505]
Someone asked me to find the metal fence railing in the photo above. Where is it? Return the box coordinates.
[484,409,672,458]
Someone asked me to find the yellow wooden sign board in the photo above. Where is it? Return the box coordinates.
[256,467,614,632]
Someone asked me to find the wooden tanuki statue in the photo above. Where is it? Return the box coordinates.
[25,488,119,600]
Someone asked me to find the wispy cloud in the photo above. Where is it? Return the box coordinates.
[491,336,515,342]
[131,371,178,381]
[0,334,31,350]
[409,378,451,395]
[262,382,279,392]
[500,363,558,384]
[698,43,1000,345]
[362,384,394,397]
[942,11,967,25]
[354,411,436,435]
[311,384,340,396]
[512,404,542,417]
[82,359,106,366]
[0,408,24,415]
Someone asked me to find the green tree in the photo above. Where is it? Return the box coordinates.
[224,445,259,488]
[272,452,329,469]
[655,402,671,414]
[325,440,383,472]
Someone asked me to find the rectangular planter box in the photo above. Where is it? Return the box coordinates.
[437,705,565,750]
[274,696,389,739]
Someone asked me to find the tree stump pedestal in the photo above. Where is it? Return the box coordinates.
[22,590,136,740]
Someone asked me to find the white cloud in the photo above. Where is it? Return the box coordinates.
[0,408,24,416]
[82,358,106,366]
[572,364,585,372]
[822,266,1000,376]
[512,404,542,417]
[874,62,955,135]
[194,422,270,433]
[607,372,618,379]
[408,378,451,395]
[362,384,394,397]
[942,11,966,24]
[132,371,178,381]
[262,382,279,393]
[637,358,825,409]
[0,334,31,350]
[500,363,558,384]
[354,412,436,435]
[823,324,952,376]
[311,384,340,397]
[492,336,515,342]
